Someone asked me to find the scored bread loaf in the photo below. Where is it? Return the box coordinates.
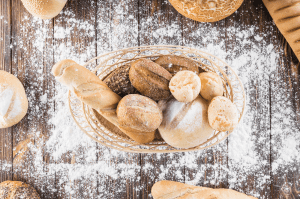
[263,0,300,61]
[151,180,257,199]
[52,60,155,144]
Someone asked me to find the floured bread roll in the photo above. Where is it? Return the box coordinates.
[169,70,201,103]
[21,0,67,19]
[199,72,224,101]
[0,70,28,128]
[208,96,239,132]
[168,0,244,22]
[158,96,214,149]
[0,181,40,199]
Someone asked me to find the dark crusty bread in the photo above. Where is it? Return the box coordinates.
[129,58,172,101]
[155,55,202,75]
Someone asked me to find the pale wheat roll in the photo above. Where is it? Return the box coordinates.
[199,72,224,101]
[158,95,214,149]
[208,96,239,132]
[168,0,244,22]
[263,0,300,61]
[21,0,67,19]
[169,70,201,103]
[0,70,28,128]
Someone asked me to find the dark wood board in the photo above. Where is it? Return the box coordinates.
[0,0,299,198]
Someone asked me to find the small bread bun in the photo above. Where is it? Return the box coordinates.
[158,96,214,149]
[169,70,201,103]
[0,70,28,128]
[0,181,40,199]
[199,72,224,101]
[168,0,244,22]
[129,58,172,101]
[208,96,239,132]
[155,55,201,75]
[21,0,67,19]
[117,94,163,134]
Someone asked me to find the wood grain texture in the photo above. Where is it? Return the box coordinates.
[0,0,13,183]
[0,0,299,199]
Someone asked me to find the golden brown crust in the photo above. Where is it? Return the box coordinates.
[0,70,28,128]
[155,55,201,75]
[21,0,67,19]
[0,181,40,199]
[129,58,172,101]
[151,180,257,199]
[168,0,244,22]
[208,96,239,132]
[199,72,224,101]
[262,0,300,61]
[117,94,163,133]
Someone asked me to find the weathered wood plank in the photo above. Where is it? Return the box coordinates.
[0,0,13,183]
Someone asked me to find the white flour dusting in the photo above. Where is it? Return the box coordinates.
[0,1,299,198]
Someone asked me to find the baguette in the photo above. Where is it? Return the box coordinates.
[151,180,257,199]
[52,60,155,144]
[263,0,300,61]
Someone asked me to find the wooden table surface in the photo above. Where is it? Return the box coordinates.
[1,0,300,198]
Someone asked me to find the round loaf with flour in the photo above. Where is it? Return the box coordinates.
[208,96,239,132]
[0,181,40,199]
[199,72,224,101]
[168,0,244,22]
[0,70,28,129]
[169,70,201,103]
[117,94,163,134]
[21,0,67,19]
[158,96,214,149]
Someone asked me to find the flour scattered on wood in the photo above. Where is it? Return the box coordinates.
[1,2,299,198]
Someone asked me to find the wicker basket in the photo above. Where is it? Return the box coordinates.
[68,45,246,153]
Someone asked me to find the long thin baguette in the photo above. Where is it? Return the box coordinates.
[151,181,257,199]
[52,60,155,144]
[263,0,300,60]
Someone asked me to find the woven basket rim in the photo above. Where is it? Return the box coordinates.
[68,45,246,153]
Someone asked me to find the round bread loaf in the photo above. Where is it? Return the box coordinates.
[21,0,67,19]
[169,70,201,103]
[208,96,239,132]
[117,94,163,133]
[0,70,28,128]
[199,72,224,101]
[155,55,201,75]
[129,58,172,101]
[158,96,214,149]
[0,181,40,199]
[168,0,244,22]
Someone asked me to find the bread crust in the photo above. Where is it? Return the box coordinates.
[168,0,244,22]
[21,0,67,19]
[0,181,40,199]
[151,180,257,199]
[199,72,224,101]
[155,55,201,75]
[0,70,28,128]
[129,58,172,101]
[263,0,300,61]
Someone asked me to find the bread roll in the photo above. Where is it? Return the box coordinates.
[129,58,172,101]
[155,55,201,75]
[21,0,67,19]
[169,70,201,103]
[168,0,244,22]
[52,59,155,144]
[262,0,300,61]
[158,96,214,149]
[117,94,162,134]
[151,180,257,199]
[208,96,239,132]
[199,72,224,101]
[0,70,28,128]
[0,181,40,199]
